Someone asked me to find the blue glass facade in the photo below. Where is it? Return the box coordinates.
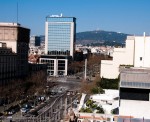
[46,17,74,22]
[46,17,76,56]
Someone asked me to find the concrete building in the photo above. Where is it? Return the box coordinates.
[29,36,41,47]
[45,14,76,57]
[0,22,30,79]
[40,14,76,76]
[119,68,150,119]
[101,34,150,79]
[29,35,45,55]
[0,42,17,85]
[40,55,69,76]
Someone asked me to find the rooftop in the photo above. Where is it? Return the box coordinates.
[120,67,150,89]
[0,22,20,27]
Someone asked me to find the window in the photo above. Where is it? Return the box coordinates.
[140,57,142,61]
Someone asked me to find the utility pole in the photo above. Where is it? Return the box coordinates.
[64,98,67,116]
[84,58,87,80]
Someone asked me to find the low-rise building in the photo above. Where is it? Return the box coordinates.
[101,34,150,79]
[40,55,69,76]
[119,67,150,119]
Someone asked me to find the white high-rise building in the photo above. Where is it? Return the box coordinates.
[45,15,76,57]
[101,34,150,79]
[40,14,76,76]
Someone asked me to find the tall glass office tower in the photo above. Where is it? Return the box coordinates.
[45,15,76,57]
[41,15,76,76]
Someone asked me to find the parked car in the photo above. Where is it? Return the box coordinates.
[21,108,29,113]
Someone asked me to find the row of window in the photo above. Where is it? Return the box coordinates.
[48,23,72,26]
[48,66,54,70]
[48,36,71,38]
[41,59,66,64]
[0,57,16,62]
[48,47,70,49]
[47,17,74,22]
[0,65,16,69]
[47,51,70,55]
[47,70,66,76]
[48,28,71,30]
[0,72,16,79]
[50,36,71,40]
[48,42,70,45]
[41,59,54,63]
[121,81,150,88]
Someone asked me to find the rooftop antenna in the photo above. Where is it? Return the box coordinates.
[17,2,18,23]
[60,13,63,17]
[143,32,145,37]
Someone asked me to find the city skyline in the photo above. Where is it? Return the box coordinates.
[0,0,150,35]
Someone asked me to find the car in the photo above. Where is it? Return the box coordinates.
[8,109,15,115]
[21,108,29,113]
[67,92,70,95]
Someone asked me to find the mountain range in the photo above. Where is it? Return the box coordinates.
[76,30,131,46]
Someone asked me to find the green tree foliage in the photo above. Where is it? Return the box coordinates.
[76,30,130,46]
[86,99,95,107]
[81,99,105,113]
[97,78,119,89]
[91,87,105,94]
[80,107,93,113]
[86,99,98,109]
[0,70,47,103]
[91,104,97,109]
[96,106,105,114]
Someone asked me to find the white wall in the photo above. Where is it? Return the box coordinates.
[134,36,150,67]
[45,22,48,55]
[0,41,17,53]
[54,59,57,76]
[70,22,74,57]
[101,60,119,79]
[40,58,68,76]
[144,37,150,67]
[65,59,68,75]
[119,100,150,119]
[134,37,145,67]
[101,38,134,79]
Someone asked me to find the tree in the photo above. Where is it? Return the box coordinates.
[0,70,47,104]
[80,107,93,113]
[80,76,105,95]
[86,99,94,107]
[96,106,105,114]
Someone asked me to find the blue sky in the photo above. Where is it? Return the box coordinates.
[0,0,150,35]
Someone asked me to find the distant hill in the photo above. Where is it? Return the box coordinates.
[76,30,131,46]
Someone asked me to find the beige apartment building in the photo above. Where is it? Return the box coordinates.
[0,23,30,84]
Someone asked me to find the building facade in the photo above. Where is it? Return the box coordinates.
[40,14,76,76]
[40,55,68,76]
[101,34,150,79]
[0,42,17,85]
[0,22,30,81]
[119,68,150,118]
[45,15,76,57]
[30,36,41,47]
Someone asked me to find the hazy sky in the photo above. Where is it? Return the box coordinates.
[0,0,150,35]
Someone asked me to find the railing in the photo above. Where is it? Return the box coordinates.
[11,92,78,122]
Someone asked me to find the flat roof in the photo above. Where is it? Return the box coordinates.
[0,22,20,26]
[0,22,29,30]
